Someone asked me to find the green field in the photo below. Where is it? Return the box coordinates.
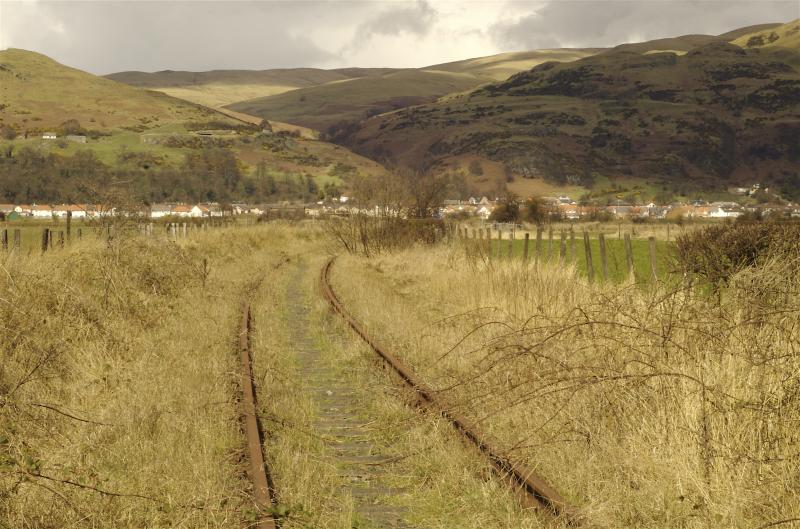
[488,234,674,283]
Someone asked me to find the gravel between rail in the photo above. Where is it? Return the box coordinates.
[285,263,415,528]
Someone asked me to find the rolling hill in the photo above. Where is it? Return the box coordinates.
[105,67,399,108]
[0,48,235,132]
[225,49,601,132]
[731,19,800,50]
[331,41,800,199]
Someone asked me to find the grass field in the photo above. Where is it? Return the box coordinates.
[487,235,673,283]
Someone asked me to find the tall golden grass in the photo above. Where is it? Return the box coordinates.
[331,239,800,528]
[0,226,290,527]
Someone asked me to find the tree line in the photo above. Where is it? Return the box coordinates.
[0,145,327,205]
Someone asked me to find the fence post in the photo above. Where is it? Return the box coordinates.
[78,228,82,240]
[560,230,566,262]
[508,231,514,259]
[1,229,7,251]
[624,233,634,280]
[41,228,49,253]
[535,227,543,263]
[598,233,608,282]
[59,231,65,249]
[523,232,530,262]
[583,230,594,283]
[570,228,576,262]
[49,228,54,250]
[547,226,553,261]
[13,229,20,250]
[66,210,72,241]
[648,236,658,284]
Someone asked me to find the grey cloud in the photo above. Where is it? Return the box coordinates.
[2,1,346,74]
[491,1,800,50]
[348,0,437,47]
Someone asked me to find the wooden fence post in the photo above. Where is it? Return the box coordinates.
[583,230,594,283]
[77,228,82,240]
[624,233,634,280]
[598,233,608,282]
[508,231,514,259]
[560,230,566,262]
[547,226,553,261]
[648,236,658,283]
[66,210,72,241]
[41,228,49,253]
[1,229,7,251]
[13,229,20,250]
[59,231,65,249]
[523,232,530,262]
[570,228,576,262]
[535,227,543,263]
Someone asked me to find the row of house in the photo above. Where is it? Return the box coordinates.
[0,204,113,219]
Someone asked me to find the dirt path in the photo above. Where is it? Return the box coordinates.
[284,264,415,528]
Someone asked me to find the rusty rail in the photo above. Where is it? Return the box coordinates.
[320,257,584,524]
[238,303,277,529]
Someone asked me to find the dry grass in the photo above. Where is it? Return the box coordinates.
[248,232,550,528]
[0,225,288,527]
[330,240,800,528]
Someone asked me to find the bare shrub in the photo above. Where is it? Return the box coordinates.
[325,214,446,257]
[674,222,800,286]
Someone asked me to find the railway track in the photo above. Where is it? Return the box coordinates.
[237,303,278,529]
[320,257,585,526]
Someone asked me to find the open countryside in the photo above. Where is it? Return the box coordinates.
[1,3,799,529]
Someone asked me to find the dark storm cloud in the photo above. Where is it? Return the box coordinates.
[491,1,800,50]
[2,1,797,74]
[1,1,349,74]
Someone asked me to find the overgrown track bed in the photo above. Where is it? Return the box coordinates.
[320,257,583,526]
[238,303,278,528]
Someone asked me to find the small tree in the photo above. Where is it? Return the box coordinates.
[523,196,547,224]
[60,119,84,135]
[490,194,520,223]
[1,125,17,140]
[468,160,484,176]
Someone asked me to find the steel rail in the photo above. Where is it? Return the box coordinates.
[320,257,585,525]
[238,303,277,529]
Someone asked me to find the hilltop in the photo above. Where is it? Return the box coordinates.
[0,48,235,132]
[331,41,800,199]
[105,67,398,108]
[225,49,600,132]
[731,19,800,50]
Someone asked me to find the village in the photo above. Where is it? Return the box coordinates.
[2,189,799,222]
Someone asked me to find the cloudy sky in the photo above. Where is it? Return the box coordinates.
[0,0,797,74]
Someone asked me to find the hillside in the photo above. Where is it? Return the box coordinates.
[226,49,600,132]
[105,67,398,108]
[332,42,800,199]
[0,48,233,132]
[731,19,800,50]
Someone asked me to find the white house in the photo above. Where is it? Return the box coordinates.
[708,206,742,218]
[42,132,57,140]
[150,204,173,218]
[30,205,53,218]
[52,204,87,218]
[171,205,193,217]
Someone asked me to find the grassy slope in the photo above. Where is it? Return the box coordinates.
[0,49,231,131]
[422,48,600,81]
[105,68,398,108]
[227,69,482,131]
[334,41,800,198]
[731,19,800,49]
[226,50,601,131]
